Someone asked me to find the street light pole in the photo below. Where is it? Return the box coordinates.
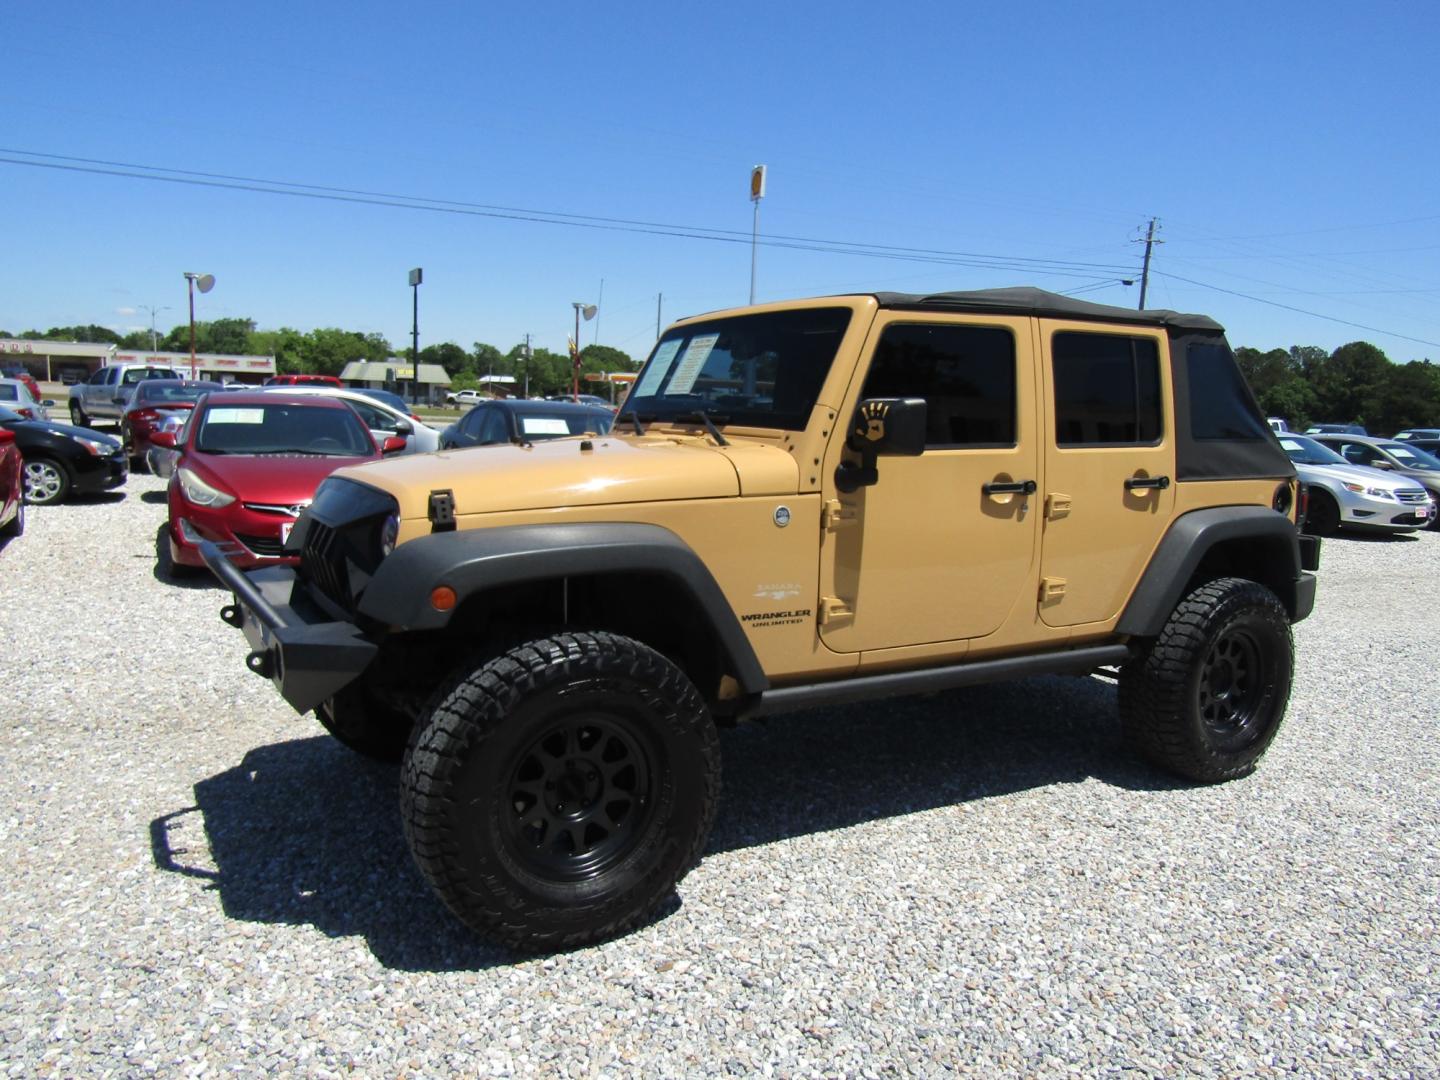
[749,164,767,305]
[182,272,215,380]
[409,268,423,404]
[138,304,170,354]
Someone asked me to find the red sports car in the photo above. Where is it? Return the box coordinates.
[122,379,223,470]
[157,391,405,574]
[0,426,22,539]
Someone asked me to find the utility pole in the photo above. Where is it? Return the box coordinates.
[138,304,170,354]
[1136,218,1162,309]
[595,279,604,344]
[656,293,662,339]
[522,333,532,397]
[749,165,766,305]
[408,268,423,403]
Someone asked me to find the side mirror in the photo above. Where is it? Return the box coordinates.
[1371,459,1393,470]
[381,435,407,455]
[393,419,414,436]
[836,397,926,492]
[41,399,56,408]
[150,431,177,449]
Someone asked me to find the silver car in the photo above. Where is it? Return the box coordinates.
[256,385,440,454]
[1309,434,1440,531]
[1279,434,1434,534]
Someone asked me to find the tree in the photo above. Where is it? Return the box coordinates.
[38,324,122,344]
[1317,341,1391,426]
[159,317,257,355]
[1365,360,1440,435]
[418,341,470,375]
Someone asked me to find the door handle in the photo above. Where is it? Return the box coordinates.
[1124,475,1171,491]
[982,479,1037,496]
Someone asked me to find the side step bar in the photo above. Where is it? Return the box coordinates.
[740,643,1134,719]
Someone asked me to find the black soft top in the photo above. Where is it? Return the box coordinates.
[869,286,1223,332]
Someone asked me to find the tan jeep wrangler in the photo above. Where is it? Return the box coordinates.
[203,287,1319,950]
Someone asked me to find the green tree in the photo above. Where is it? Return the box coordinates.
[1316,341,1391,426]
[41,324,122,344]
[419,341,470,375]
[1366,360,1440,435]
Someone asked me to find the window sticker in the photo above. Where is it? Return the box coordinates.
[1279,438,1304,451]
[206,407,265,425]
[521,417,571,435]
[665,333,720,396]
[633,339,682,398]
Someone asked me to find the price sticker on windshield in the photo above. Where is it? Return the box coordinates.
[665,333,719,396]
[633,339,681,398]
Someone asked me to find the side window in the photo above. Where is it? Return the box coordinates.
[1052,332,1161,446]
[1339,442,1376,465]
[88,369,109,387]
[859,323,1017,447]
[479,410,511,444]
[349,401,387,430]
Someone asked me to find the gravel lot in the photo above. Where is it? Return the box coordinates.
[1,473,1437,1077]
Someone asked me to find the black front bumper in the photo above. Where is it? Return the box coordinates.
[200,540,378,715]
[72,450,128,494]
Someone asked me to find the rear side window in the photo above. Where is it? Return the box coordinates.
[860,323,1017,447]
[1185,342,1272,441]
[1052,332,1162,446]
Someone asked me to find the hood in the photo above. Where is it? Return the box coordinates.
[331,434,800,520]
[24,420,120,446]
[1295,460,1428,492]
[191,451,377,505]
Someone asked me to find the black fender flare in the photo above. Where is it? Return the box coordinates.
[357,522,768,694]
[1117,506,1311,637]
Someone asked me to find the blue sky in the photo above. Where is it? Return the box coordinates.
[3,1,1438,364]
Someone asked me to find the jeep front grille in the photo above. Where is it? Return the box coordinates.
[301,519,352,611]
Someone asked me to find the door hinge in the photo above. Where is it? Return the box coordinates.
[821,499,857,531]
[1039,577,1067,604]
[818,596,854,625]
[1046,493,1072,520]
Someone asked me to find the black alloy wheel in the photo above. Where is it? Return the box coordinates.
[1119,577,1293,783]
[401,631,720,951]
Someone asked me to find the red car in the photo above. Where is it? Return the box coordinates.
[122,379,222,470]
[156,391,405,574]
[0,426,22,539]
[264,373,344,388]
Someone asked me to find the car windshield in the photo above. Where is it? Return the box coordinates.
[135,380,222,404]
[513,407,614,439]
[356,388,410,412]
[625,307,853,430]
[195,402,374,456]
[1380,442,1440,470]
[1279,435,1348,465]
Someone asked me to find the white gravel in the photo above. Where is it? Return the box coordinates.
[1,473,1437,1077]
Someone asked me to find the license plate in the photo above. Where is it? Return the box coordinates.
[281,521,294,544]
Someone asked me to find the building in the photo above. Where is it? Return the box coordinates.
[0,339,276,385]
[338,359,452,404]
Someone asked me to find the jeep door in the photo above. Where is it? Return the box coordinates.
[819,314,1040,652]
[1036,321,1175,628]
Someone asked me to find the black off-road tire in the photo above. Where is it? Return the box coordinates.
[1303,489,1340,536]
[401,631,720,951]
[1119,577,1293,783]
[315,683,411,763]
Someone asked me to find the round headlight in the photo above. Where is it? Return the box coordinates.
[379,512,400,557]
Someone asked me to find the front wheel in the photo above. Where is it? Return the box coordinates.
[1119,577,1293,783]
[401,631,720,951]
[69,399,89,427]
[23,457,71,505]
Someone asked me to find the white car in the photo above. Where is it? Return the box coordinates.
[445,389,490,407]
[256,386,440,454]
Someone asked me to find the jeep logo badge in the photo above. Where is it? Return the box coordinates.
[773,505,791,528]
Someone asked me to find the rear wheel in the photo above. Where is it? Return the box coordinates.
[1119,577,1293,783]
[22,457,71,505]
[401,631,720,950]
[69,399,89,427]
[1302,489,1339,535]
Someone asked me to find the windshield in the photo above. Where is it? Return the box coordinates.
[1380,442,1440,470]
[135,380,222,404]
[626,307,852,430]
[356,388,409,412]
[1279,435,1348,465]
[514,407,614,439]
[195,402,374,456]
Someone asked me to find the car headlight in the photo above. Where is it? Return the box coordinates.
[379,512,400,557]
[177,466,236,508]
[73,435,116,456]
[1341,482,1393,499]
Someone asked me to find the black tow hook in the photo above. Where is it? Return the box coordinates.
[246,650,274,678]
[220,604,242,628]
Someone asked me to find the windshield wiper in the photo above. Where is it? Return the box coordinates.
[619,399,646,435]
[674,409,730,447]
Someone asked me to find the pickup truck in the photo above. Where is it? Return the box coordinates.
[69,364,181,427]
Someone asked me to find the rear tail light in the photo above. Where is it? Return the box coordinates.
[133,408,161,423]
[1295,483,1310,526]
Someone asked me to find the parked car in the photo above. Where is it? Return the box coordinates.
[0,378,51,421]
[1401,437,1440,458]
[69,364,182,427]
[1266,417,1289,433]
[351,387,420,418]
[0,403,127,505]
[439,398,615,449]
[1393,428,1440,441]
[263,373,343,388]
[156,391,405,575]
[0,426,22,538]
[1304,422,1367,436]
[256,385,439,454]
[445,388,490,407]
[1,365,42,403]
[1308,434,1440,529]
[1278,434,1433,534]
[121,380,223,471]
